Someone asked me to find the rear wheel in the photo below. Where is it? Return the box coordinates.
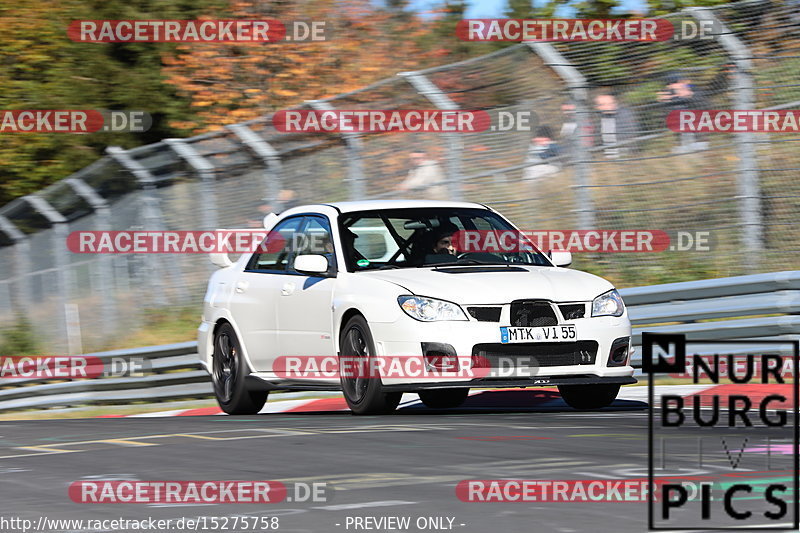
[212,323,268,415]
[418,388,469,408]
[339,315,401,415]
[558,383,620,410]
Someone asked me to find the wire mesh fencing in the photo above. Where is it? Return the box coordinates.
[0,0,798,353]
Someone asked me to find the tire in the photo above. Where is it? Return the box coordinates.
[212,322,268,415]
[558,383,620,410]
[418,388,469,409]
[339,315,402,415]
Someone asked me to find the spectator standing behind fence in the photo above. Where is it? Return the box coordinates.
[657,73,709,153]
[523,126,562,182]
[396,150,448,200]
[594,91,639,158]
[560,102,594,148]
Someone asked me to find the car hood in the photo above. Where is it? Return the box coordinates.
[358,266,614,304]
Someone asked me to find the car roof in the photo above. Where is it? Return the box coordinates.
[281,199,489,216]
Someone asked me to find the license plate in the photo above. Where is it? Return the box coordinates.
[500,325,577,344]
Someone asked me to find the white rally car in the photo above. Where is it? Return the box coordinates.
[198,200,635,415]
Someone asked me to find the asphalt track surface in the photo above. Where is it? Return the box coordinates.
[0,391,796,533]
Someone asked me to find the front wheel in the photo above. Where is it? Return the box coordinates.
[212,323,268,415]
[418,388,469,408]
[558,383,620,410]
[339,315,401,415]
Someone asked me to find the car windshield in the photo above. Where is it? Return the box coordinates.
[339,207,551,271]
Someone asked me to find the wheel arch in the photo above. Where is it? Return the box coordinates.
[337,308,366,354]
[210,317,256,373]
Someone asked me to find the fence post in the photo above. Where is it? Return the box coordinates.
[164,139,219,231]
[227,123,285,214]
[398,71,464,201]
[307,100,366,201]
[689,7,764,269]
[526,42,596,230]
[0,215,31,320]
[66,177,117,337]
[106,146,169,307]
[24,195,70,354]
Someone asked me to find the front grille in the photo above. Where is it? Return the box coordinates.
[559,303,585,320]
[467,307,502,322]
[473,341,598,368]
[510,300,557,327]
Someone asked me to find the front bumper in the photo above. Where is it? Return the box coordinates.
[369,312,634,387]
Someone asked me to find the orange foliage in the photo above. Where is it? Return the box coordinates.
[162,0,442,132]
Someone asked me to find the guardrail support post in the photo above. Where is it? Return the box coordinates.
[307,100,367,201]
[399,71,464,201]
[689,7,764,271]
[227,123,285,213]
[164,139,219,231]
[526,42,596,230]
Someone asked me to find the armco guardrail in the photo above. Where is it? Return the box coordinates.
[621,270,800,354]
[1,271,799,411]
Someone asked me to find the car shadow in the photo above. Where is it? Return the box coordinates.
[269,389,648,416]
[398,389,648,415]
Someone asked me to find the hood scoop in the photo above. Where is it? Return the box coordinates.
[434,266,528,273]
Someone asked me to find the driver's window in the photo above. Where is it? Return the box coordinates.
[296,217,335,267]
[246,217,304,272]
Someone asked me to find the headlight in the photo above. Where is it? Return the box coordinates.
[398,295,468,322]
[592,289,625,317]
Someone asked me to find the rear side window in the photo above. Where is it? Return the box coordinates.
[246,217,304,272]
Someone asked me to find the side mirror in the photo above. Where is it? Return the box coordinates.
[549,250,572,267]
[294,254,329,275]
[209,252,233,268]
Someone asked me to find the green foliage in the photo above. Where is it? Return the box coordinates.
[504,0,536,18]
[540,0,622,18]
[647,0,735,16]
[0,0,225,207]
[0,316,39,356]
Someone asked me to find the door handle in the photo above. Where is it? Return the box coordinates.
[235,281,248,293]
[281,282,295,296]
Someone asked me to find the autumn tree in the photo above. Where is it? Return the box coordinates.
[0,0,220,206]
[162,0,471,131]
